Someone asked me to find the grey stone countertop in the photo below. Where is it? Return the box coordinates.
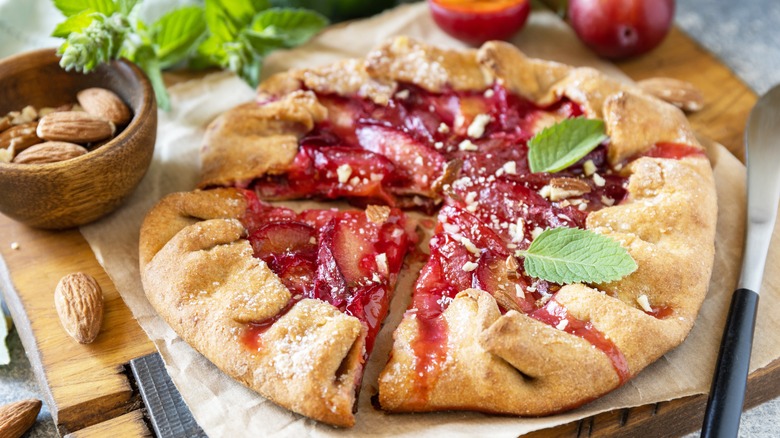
[1,0,779,436]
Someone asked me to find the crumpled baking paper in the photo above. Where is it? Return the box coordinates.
[80,4,780,436]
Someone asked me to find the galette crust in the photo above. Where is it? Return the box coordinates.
[146,37,717,423]
[139,188,366,427]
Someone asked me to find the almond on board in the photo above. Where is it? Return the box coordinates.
[54,272,104,343]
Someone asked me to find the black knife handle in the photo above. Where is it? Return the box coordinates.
[701,288,759,438]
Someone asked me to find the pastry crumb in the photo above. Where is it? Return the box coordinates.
[10,242,20,250]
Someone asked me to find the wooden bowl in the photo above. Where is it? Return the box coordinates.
[0,49,156,229]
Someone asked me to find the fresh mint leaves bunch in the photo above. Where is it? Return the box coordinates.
[51,0,328,110]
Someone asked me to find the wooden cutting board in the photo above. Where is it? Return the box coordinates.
[0,26,770,437]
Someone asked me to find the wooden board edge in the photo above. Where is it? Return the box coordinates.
[526,356,780,437]
[0,253,58,421]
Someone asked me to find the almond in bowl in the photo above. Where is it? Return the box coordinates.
[0,48,156,229]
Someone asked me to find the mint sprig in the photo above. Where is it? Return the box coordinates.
[50,0,328,110]
[515,227,637,284]
[527,117,609,173]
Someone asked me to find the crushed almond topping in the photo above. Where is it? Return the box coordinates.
[459,237,481,256]
[437,122,450,134]
[366,205,392,224]
[637,294,653,313]
[601,195,615,206]
[592,173,606,187]
[370,172,384,181]
[336,163,352,184]
[549,177,592,201]
[462,261,478,272]
[508,218,525,243]
[394,89,410,100]
[502,161,517,175]
[531,226,544,240]
[349,176,361,186]
[375,253,389,275]
[458,139,479,151]
[614,162,623,171]
[583,159,597,176]
[483,88,495,98]
[467,113,491,139]
[372,272,382,283]
[515,284,524,298]
[309,236,316,244]
[538,185,552,199]
[505,255,519,276]
[578,202,588,211]
[556,319,569,331]
[413,155,424,166]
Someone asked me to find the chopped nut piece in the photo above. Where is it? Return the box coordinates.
[366,205,392,224]
[548,177,592,201]
[467,113,491,139]
[505,255,519,277]
[462,261,478,272]
[458,139,478,151]
[583,159,597,176]
[592,173,606,187]
[637,294,653,313]
[336,163,352,183]
[432,159,463,193]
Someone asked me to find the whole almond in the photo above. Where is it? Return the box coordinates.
[37,111,115,143]
[12,142,87,165]
[77,87,132,126]
[0,122,41,151]
[54,272,104,343]
[0,399,41,438]
[638,77,705,112]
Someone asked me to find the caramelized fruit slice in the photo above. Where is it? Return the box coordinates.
[249,222,318,297]
[356,125,445,194]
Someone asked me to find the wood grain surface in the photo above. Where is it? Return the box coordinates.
[0,27,762,437]
[0,218,155,436]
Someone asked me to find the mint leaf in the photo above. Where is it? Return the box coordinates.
[51,10,95,38]
[53,0,117,17]
[248,8,327,47]
[516,227,637,284]
[152,6,207,69]
[527,117,608,173]
[117,0,138,15]
[204,0,264,43]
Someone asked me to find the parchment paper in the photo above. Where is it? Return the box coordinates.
[80,4,780,436]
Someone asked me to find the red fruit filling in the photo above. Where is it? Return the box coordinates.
[240,81,700,399]
[239,191,415,358]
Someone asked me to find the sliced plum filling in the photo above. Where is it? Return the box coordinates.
[239,191,415,358]
[242,82,699,404]
[251,84,583,212]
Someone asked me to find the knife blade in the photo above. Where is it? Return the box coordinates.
[701,83,780,437]
[129,353,208,438]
